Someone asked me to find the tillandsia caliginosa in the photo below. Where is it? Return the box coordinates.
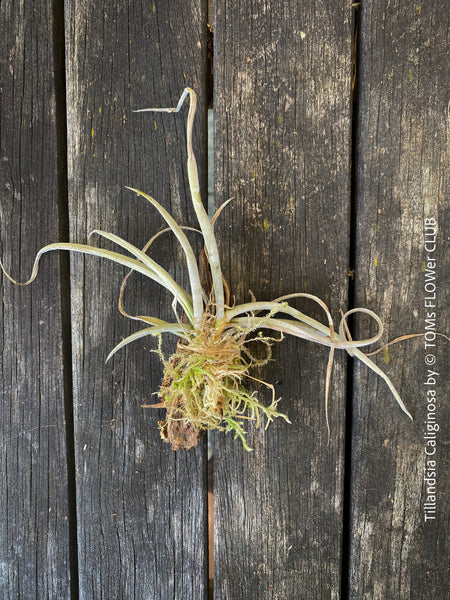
[2,88,429,451]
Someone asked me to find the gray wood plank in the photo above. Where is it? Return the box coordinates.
[64,2,209,597]
[351,1,450,598]
[213,1,353,598]
[0,1,71,598]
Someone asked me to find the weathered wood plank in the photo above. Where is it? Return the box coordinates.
[213,1,353,598]
[0,1,71,597]
[64,2,209,597]
[351,1,450,598]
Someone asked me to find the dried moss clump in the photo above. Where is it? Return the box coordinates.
[156,316,289,451]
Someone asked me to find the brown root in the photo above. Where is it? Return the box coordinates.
[158,411,206,450]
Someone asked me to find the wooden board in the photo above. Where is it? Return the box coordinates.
[213,1,353,597]
[64,1,209,597]
[0,1,71,597]
[2,1,449,597]
[350,1,450,598]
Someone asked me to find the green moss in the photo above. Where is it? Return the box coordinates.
[157,316,289,450]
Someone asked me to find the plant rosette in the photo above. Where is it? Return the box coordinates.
[2,88,440,451]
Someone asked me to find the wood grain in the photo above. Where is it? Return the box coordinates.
[64,1,209,597]
[350,1,450,598]
[213,1,353,598]
[2,1,448,597]
[0,1,70,597]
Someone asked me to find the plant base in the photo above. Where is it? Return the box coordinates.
[155,319,289,450]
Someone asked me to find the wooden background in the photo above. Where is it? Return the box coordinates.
[0,1,448,598]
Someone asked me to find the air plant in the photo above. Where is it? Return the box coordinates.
[1,88,422,450]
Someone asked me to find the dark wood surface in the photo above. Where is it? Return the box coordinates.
[0,1,448,598]
[0,1,71,597]
[213,0,352,598]
[64,1,209,598]
[350,2,450,598]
